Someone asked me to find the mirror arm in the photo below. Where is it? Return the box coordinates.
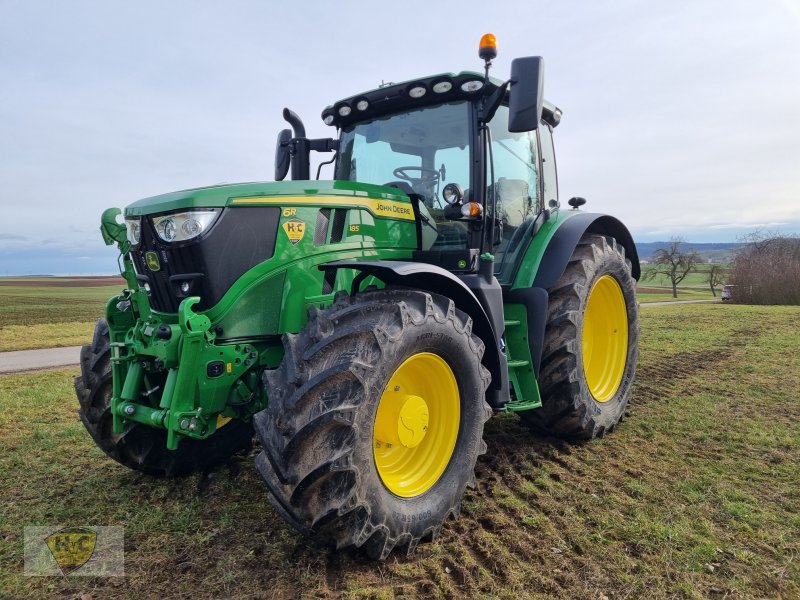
[309,138,339,152]
[478,80,510,125]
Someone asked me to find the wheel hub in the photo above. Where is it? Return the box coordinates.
[374,392,429,448]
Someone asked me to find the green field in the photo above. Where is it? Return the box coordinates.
[640,266,721,288]
[637,265,726,303]
[0,274,721,353]
[1,304,798,599]
[0,278,123,351]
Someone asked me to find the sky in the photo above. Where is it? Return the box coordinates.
[1,0,799,275]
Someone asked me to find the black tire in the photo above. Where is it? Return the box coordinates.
[74,318,253,476]
[254,289,492,560]
[520,233,639,439]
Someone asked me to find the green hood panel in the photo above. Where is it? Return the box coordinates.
[124,180,410,217]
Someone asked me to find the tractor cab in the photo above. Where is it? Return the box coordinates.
[275,41,557,286]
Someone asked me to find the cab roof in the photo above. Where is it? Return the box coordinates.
[322,70,561,130]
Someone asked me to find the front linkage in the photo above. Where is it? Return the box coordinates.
[100,209,271,450]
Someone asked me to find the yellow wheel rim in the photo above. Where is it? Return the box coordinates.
[582,275,628,402]
[373,352,460,497]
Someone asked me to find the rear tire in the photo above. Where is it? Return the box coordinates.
[254,289,492,559]
[520,234,639,439]
[75,318,253,476]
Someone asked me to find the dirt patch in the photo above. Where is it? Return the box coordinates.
[633,348,731,403]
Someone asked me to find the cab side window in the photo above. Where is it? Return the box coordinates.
[488,106,541,283]
[488,105,540,231]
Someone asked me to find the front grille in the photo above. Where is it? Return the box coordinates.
[131,207,280,313]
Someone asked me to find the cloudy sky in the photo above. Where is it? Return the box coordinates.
[1,0,798,275]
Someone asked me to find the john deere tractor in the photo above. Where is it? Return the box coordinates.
[76,35,639,559]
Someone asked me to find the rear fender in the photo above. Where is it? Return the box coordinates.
[510,212,639,376]
[527,212,640,290]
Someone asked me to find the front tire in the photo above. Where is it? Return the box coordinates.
[520,233,639,439]
[75,318,253,476]
[254,289,492,559]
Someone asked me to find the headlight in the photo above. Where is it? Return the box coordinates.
[442,183,463,205]
[152,210,219,243]
[125,217,141,245]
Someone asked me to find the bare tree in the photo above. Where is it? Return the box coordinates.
[643,237,701,298]
[706,264,726,297]
[730,232,800,304]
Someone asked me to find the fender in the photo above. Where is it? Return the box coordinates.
[508,212,640,377]
[319,260,507,408]
[530,212,640,290]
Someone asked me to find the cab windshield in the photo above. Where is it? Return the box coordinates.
[335,101,472,249]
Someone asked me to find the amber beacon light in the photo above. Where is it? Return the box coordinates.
[479,33,497,60]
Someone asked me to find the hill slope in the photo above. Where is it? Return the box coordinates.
[636,242,741,262]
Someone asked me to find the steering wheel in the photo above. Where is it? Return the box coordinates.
[393,166,440,186]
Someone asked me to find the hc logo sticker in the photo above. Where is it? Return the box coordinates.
[282,219,306,245]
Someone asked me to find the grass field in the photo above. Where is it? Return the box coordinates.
[1,303,798,599]
[639,267,720,289]
[0,278,124,351]
[0,275,718,353]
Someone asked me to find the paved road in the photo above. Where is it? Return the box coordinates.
[640,299,722,307]
[0,346,82,374]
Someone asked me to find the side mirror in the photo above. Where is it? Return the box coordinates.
[274,129,292,181]
[508,56,544,132]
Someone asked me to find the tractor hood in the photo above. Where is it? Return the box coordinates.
[118,179,419,315]
[124,180,410,217]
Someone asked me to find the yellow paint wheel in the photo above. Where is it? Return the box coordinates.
[582,275,628,402]
[256,289,491,559]
[373,352,460,497]
[520,234,638,440]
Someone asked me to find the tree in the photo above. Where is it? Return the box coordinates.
[643,237,701,298]
[706,264,726,297]
[730,232,800,305]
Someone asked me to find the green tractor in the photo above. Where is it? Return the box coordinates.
[76,35,639,560]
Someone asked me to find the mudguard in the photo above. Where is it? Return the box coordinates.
[530,212,640,289]
[509,211,640,377]
[319,260,506,407]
